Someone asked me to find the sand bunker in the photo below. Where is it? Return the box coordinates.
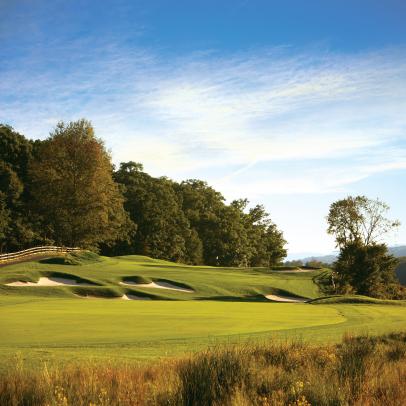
[265,294,308,303]
[120,280,193,293]
[6,277,93,287]
[121,294,152,301]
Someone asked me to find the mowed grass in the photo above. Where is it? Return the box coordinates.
[0,253,322,300]
[0,253,405,364]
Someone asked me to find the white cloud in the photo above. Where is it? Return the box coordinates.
[1,43,406,194]
[2,41,406,253]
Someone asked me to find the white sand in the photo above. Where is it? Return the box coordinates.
[120,280,193,293]
[121,294,152,301]
[6,277,92,286]
[265,294,308,303]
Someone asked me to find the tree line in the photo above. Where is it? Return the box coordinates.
[0,120,287,267]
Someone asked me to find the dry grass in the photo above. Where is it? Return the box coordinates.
[1,333,405,406]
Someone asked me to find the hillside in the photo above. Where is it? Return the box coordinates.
[298,245,406,265]
[0,251,323,301]
[299,247,406,285]
[0,252,405,364]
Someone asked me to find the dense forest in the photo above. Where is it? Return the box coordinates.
[0,120,287,267]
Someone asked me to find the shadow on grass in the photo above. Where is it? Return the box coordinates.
[196,294,269,302]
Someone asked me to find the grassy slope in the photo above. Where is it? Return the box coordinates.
[0,253,405,363]
[0,254,322,300]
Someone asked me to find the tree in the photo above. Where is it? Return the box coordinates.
[327,195,400,248]
[327,196,402,298]
[334,241,401,298]
[0,124,38,251]
[30,120,133,249]
[112,162,193,262]
[0,124,33,183]
[175,179,227,265]
[0,196,10,250]
[262,223,287,267]
[242,203,287,267]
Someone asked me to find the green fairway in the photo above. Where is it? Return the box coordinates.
[0,253,405,363]
[0,253,323,301]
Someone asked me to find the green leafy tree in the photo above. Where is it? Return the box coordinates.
[30,120,132,249]
[0,124,38,251]
[335,241,401,298]
[262,223,287,267]
[0,124,33,182]
[327,196,402,298]
[0,197,10,251]
[238,202,287,267]
[113,162,193,262]
[327,195,400,248]
[175,179,233,265]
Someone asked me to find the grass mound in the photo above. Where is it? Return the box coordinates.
[40,251,102,266]
[122,275,151,284]
[309,295,406,305]
[269,265,300,271]
[0,285,72,298]
[41,271,101,285]
[265,286,308,300]
[72,286,122,298]
[123,289,159,300]
[155,278,194,291]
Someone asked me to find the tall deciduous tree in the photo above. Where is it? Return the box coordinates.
[113,162,193,262]
[335,241,402,298]
[0,124,38,251]
[327,196,403,298]
[327,195,400,248]
[30,120,133,249]
[175,179,228,265]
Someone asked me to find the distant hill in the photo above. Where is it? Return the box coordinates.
[298,246,406,265]
[294,247,406,286]
[299,254,337,265]
[389,246,406,257]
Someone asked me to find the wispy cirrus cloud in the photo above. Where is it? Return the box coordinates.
[1,41,406,195]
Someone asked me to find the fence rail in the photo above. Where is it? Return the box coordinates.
[0,246,81,264]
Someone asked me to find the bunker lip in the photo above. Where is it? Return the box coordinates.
[119,280,194,293]
[265,294,308,303]
[6,276,95,287]
[122,294,152,301]
[74,293,150,300]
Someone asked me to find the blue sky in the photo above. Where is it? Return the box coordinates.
[1,0,405,256]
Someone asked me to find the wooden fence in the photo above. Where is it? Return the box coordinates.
[0,246,81,265]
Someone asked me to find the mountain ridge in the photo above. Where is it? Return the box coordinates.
[295,246,406,265]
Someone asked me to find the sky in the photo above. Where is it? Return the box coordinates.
[1,0,405,257]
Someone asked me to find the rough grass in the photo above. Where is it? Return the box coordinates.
[1,333,405,405]
[39,251,103,266]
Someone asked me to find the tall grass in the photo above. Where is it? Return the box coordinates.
[1,333,405,405]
